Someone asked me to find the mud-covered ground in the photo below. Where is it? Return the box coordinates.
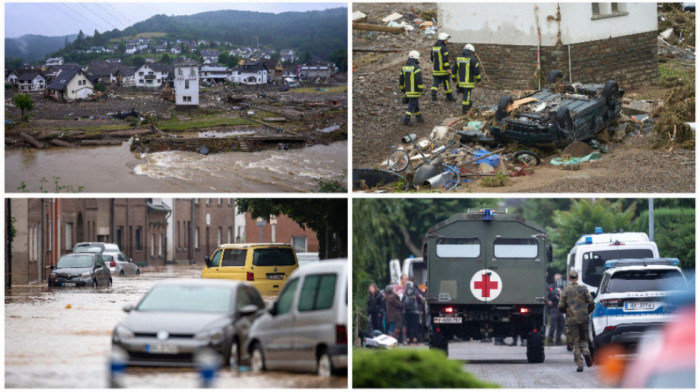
[5,265,347,388]
[352,3,695,193]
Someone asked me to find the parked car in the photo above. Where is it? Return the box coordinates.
[201,243,299,293]
[246,260,348,376]
[102,252,140,276]
[49,253,112,287]
[589,258,689,363]
[490,71,623,147]
[112,279,266,368]
[72,242,119,254]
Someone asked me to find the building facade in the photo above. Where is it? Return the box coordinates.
[243,213,319,254]
[135,63,169,88]
[174,59,199,106]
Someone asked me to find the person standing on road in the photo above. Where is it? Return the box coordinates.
[558,270,595,372]
[451,44,481,114]
[384,285,403,339]
[547,273,566,346]
[430,32,456,103]
[367,283,384,333]
[402,281,424,345]
[399,50,425,125]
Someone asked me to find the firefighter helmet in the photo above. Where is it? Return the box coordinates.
[408,50,421,59]
[438,32,451,41]
[464,44,475,52]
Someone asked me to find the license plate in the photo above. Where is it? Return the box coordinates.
[625,302,654,310]
[62,283,76,287]
[146,343,179,354]
[267,274,284,280]
[434,317,462,324]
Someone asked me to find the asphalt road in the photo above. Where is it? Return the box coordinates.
[4,264,346,388]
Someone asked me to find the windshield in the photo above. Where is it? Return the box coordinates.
[73,246,102,254]
[581,249,654,288]
[436,238,480,258]
[252,248,296,266]
[494,238,538,259]
[57,255,93,269]
[137,285,232,314]
[606,269,687,293]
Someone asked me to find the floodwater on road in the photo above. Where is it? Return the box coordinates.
[5,141,347,193]
[5,265,346,388]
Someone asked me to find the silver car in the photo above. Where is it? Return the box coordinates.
[103,252,140,276]
[246,260,348,376]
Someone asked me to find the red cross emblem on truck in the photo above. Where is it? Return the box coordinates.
[474,273,499,297]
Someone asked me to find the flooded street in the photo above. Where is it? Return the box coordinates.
[5,141,347,193]
[5,265,347,388]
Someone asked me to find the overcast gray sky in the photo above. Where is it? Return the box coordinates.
[5,2,346,38]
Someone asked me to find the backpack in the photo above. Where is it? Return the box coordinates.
[403,288,418,312]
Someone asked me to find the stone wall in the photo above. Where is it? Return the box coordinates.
[449,31,658,91]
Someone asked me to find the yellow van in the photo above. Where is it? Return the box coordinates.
[201,243,299,293]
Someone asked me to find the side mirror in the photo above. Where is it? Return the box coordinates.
[239,304,259,316]
[268,301,278,316]
[546,244,553,263]
[204,257,211,268]
[123,304,135,313]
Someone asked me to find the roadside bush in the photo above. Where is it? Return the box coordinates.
[353,349,499,388]
[652,63,695,148]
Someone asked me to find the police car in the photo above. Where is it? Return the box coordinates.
[589,258,689,362]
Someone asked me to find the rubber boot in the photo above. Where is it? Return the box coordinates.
[416,114,424,123]
[401,115,411,126]
[446,93,456,102]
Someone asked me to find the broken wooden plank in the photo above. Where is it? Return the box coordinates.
[352,23,405,35]
[19,132,45,148]
[107,128,153,137]
[507,97,538,112]
[80,139,122,146]
[50,139,77,148]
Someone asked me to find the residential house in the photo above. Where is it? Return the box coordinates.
[45,57,64,66]
[144,57,158,64]
[280,49,297,62]
[135,63,169,88]
[243,212,318,254]
[17,71,46,92]
[125,45,138,55]
[155,45,167,53]
[438,2,658,89]
[170,47,181,55]
[117,65,137,87]
[300,64,332,81]
[47,68,94,101]
[87,60,120,84]
[282,63,300,79]
[229,62,269,85]
[44,64,81,82]
[197,40,209,47]
[174,59,199,106]
[200,65,231,84]
[262,58,282,82]
[5,70,19,86]
[200,49,221,65]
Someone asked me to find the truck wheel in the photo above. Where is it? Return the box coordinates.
[429,329,448,353]
[526,331,545,363]
[546,70,563,84]
[603,80,620,109]
[495,95,513,122]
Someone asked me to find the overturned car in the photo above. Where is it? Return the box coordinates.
[490,71,624,147]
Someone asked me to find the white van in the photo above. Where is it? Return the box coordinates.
[566,229,659,296]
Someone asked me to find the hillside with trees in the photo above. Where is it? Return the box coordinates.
[5,34,77,63]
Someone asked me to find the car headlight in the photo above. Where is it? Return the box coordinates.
[81,272,92,278]
[194,328,225,344]
[114,325,134,340]
[50,273,56,279]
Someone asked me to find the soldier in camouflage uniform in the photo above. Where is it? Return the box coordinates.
[558,269,595,372]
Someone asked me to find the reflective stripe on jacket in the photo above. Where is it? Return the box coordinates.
[451,51,481,88]
[399,62,424,98]
[430,42,450,76]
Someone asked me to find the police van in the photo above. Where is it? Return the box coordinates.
[589,258,689,362]
[566,229,659,296]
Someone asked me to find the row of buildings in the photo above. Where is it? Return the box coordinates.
[5,198,318,286]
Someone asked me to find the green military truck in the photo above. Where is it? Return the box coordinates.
[423,209,551,363]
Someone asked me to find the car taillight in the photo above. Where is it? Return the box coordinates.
[604,325,616,331]
[444,306,454,314]
[336,324,347,344]
[110,261,116,268]
[520,307,530,314]
[601,299,623,308]
[246,272,254,281]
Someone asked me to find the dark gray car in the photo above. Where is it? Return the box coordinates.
[48,253,112,287]
[112,279,265,368]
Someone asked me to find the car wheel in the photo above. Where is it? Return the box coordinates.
[603,80,620,109]
[546,69,563,84]
[317,350,332,377]
[495,95,513,122]
[250,344,265,372]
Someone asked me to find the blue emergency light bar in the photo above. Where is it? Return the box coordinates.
[604,258,680,268]
[483,209,493,221]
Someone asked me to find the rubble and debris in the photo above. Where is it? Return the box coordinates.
[352,22,405,34]
[352,11,367,21]
[381,12,404,23]
[550,152,602,166]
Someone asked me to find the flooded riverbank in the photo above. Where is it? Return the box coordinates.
[5,141,347,193]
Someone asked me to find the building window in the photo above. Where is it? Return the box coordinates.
[217,227,222,246]
[116,227,123,250]
[194,227,200,249]
[218,198,222,206]
[592,2,627,19]
[65,222,73,250]
[185,80,189,89]
[292,236,307,253]
[135,227,142,250]
[228,227,232,243]
[151,234,155,257]
[194,198,199,205]
[206,198,211,205]
[227,198,233,206]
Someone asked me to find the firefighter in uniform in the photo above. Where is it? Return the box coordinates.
[451,44,481,114]
[399,50,424,125]
[430,32,455,103]
[558,269,595,372]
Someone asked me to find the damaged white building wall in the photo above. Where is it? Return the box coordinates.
[438,3,657,46]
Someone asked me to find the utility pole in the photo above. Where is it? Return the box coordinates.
[648,198,654,241]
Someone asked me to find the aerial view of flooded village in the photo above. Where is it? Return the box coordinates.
[5,3,348,192]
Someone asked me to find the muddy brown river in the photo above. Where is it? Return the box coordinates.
[5,265,347,388]
[5,141,347,193]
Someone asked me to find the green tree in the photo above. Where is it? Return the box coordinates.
[236,199,347,260]
[13,93,33,121]
[548,199,637,271]
[328,48,347,72]
[117,42,126,53]
[6,57,23,70]
[637,207,695,269]
[160,53,172,64]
